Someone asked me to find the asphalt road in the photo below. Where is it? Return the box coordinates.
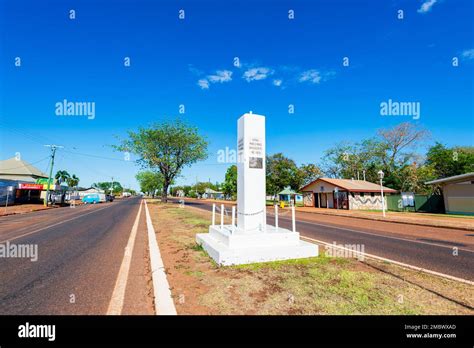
[172,198,474,281]
[0,197,154,315]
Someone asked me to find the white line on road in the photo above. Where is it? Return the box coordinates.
[0,203,117,244]
[269,212,474,254]
[301,236,474,286]
[144,200,177,315]
[107,200,143,315]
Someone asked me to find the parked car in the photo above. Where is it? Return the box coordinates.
[106,194,114,202]
[82,193,106,204]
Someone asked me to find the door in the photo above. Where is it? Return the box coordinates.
[320,193,327,208]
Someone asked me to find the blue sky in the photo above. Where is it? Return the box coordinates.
[0,0,473,189]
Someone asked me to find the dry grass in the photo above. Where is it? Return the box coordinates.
[147,200,474,315]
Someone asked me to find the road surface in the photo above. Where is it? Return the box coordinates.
[0,197,154,315]
[172,198,474,281]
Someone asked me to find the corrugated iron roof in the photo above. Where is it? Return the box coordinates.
[0,157,49,178]
[425,172,474,185]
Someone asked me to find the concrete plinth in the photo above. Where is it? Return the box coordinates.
[196,225,319,266]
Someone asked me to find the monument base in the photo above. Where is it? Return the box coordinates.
[196,225,319,266]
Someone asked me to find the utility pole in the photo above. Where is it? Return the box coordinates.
[111,176,114,196]
[44,145,63,207]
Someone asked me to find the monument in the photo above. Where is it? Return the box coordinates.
[196,112,318,265]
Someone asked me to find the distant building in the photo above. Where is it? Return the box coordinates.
[202,188,224,200]
[278,186,303,203]
[301,178,397,210]
[426,172,474,215]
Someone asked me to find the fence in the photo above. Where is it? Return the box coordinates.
[387,194,445,213]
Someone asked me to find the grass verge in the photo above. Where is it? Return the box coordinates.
[147,200,474,315]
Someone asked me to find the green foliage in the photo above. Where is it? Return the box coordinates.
[66,174,80,188]
[222,165,237,198]
[426,142,474,179]
[55,170,70,185]
[266,153,300,196]
[114,119,208,202]
[136,171,163,197]
[321,123,430,190]
[92,181,123,195]
[297,163,323,187]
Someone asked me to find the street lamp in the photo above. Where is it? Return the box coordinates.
[378,170,386,217]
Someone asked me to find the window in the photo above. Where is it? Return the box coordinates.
[371,192,375,197]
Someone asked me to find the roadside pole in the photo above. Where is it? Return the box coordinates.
[4,186,13,214]
[44,145,63,207]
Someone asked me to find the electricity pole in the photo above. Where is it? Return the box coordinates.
[44,145,63,206]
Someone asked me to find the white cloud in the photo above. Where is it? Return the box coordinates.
[207,70,233,83]
[461,48,474,60]
[299,69,322,84]
[197,79,210,89]
[243,67,273,82]
[273,79,283,87]
[197,70,232,89]
[417,0,437,14]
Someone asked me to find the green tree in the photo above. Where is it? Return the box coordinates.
[426,142,474,179]
[136,171,164,197]
[222,165,237,199]
[194,182,211,197]
[114,120,208,202]
[92,181,123,195]
[266,153,300,199]
[322,122,429,190]
[55,170,70,185]
[297,163,322,187]
[66,174,80,189]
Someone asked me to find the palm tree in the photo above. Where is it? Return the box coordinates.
[66,174,80,188]
[55,170,70,185]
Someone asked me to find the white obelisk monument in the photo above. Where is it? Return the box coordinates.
[196,112,318,265]
[237,113,266,233]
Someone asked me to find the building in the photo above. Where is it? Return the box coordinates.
[425,172,474,215]
[0,157,49,204]
[278,186,303,204]
[0,157,49,182]
[300,178,397,210]
[202,188,224,200]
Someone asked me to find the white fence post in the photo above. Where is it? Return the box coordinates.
[212,203,216,226]
[275,204,279,231]
[220,204,224,230]
[292,205,296,233]
[231,206,235,233]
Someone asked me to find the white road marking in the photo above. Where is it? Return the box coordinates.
[107,200,143,315]
[144,200,177,315]
[0,204,117,244]
[301,236,474,286]
[269,212,474,254]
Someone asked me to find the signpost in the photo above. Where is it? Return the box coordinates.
[4,186,14,214]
